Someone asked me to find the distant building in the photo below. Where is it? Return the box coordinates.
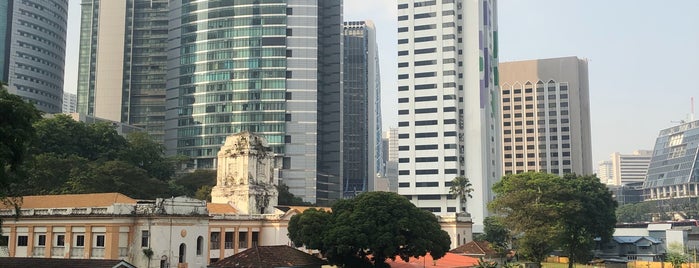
[499,57,593,176]
[342,20,382,197]
[77,0,168,141]
[396,0,501,233]
[608,182,644,206]
[56,113,143,136]
[62,92,77,114]
[598,160,613,184]
[643,120,699,200]
[609,150,652,186]
[382,128,399,193]
[0,0,68,113]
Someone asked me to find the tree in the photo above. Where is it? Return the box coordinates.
[32,114,127,161]
[119,131,185,181]
[277,183,312,206]
[449,176,473,213]
[616,202,653,223]
[489,172,617,267]
[666,243,688,268]
[288,192,451,267]
[0,88,41,197]
[475,216,510,257]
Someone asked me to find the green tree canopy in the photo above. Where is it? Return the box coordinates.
[0,88,41,197]
[120,131,179,180]
[474,216,510,256]
[288,192,451,268]
[32,114,127,161]
[277,183,312,206]
[489,172,617,267]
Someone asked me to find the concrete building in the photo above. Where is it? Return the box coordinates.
[598,160,613,184]
[499,57,593,176]
[342,20,382,197]
[0,0,68,113]
[607,150,653,186]
[62,92,77,114]
[165,0,344,206]
[643,120,699,200]
[76,0,168,141]
[396,0,501,232]
[382,128,399,193]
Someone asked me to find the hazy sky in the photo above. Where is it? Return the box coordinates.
[63,0,699,166]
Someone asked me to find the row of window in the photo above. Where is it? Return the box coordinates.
[398,144,459,151]
[502,83,569,94]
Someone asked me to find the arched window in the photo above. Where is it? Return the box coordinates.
[457,234,461,246]
[178,243,186,263]
[196,236,204,255]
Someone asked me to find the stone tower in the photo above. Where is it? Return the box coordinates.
[211,132,278,214]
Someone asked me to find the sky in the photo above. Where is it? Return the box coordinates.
[63,0,699,167]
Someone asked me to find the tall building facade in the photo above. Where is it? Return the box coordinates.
[609,150,652,186]
[643,120,699,200]
[396,0,501,232]
[598,160,613,184]
[62,92,77,113]
[383,128,399,192]
[1,0,68,113]
[76,0,168,141]
[166,0,343,205]
[342,21,382,197]
[499,57,593,177]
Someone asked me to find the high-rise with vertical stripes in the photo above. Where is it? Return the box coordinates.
[396,0,501,232]
[1,0,68,113]
[166,0,343,205]
[342,20,382,197]
[77,0,169,141]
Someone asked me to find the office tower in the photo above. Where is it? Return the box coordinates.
[62,92,77,114]
[396,0,501,232]
[166,0,343,205]
[609,150,652,186]
[643,120,699,200]
[76,0,168,141]
[383,128,399,192]
[499,57,593,176]
[342,21,382,197]
[0,0,68,113]
[598,160,613,184]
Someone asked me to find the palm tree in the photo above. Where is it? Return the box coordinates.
[449,176,473,213]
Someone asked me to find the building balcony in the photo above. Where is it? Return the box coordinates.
[32,246,45,257]
[51,246,65,257]
[210,242,220,250]
[71,247,84,258]
[224,242,233,249]
[91,248,105,258]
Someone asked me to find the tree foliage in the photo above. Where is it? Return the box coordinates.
[277,183,312,206]
[489,172,617,266]
[288,192,451,267]
[0,88,41,197]
[449,176,473,213]
[666,243,688,268]
[474,216,510,256]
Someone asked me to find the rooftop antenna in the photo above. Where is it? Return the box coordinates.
[692,97,695,121]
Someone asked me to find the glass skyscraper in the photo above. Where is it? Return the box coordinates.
[342,21,382,197]
[77,0,168,141]
[1,0,68,113]
[166,0,343,205]
[643,120,699,200]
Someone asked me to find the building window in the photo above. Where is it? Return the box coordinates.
[141,230,149,248]
[225,232,234,249]
[239,232,248,248]
[95,235,105,248]
[75,234,85,247]
[17,235,28,247]
[37,234,46,246]
[197,236,204,255]
[210,232,220,250]
[55,234,65,247]
[179,243,187,263]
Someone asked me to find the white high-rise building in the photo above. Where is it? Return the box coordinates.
[609,150,652,186]
[598,160,613,184]
[396,0,501,233]
[62,92,77,114]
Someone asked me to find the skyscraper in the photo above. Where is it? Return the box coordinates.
[396,0,501,232]
[62,92,77,113]
[166,0,343,205]
[643,120,699,200]
[598,160,613,184]
[610,150,652,186]
[342,20,382,197]
[499,57,593,176]
[76,0,168,141]
[1,0,68,113]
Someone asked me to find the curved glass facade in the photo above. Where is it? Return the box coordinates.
[3,0,68,113]
[168,0,289,168]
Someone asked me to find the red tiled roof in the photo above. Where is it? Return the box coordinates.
[386,252,479,268]
[450,241,498,257]
[208,202,238,214]
[0,193,137,209]
[0,257,136,268]
[210,245,327,268]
